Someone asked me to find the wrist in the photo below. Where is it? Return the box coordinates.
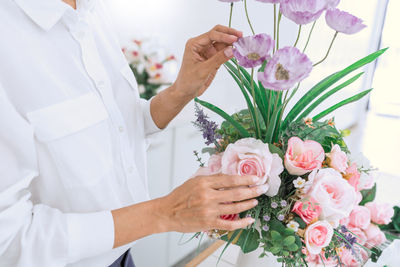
[151,197,176,233]
[168,82,195,104]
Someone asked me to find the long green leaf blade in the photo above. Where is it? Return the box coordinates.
[194,98,250,137]
[284,48,387,128]
[265,106,282,143]
[312,89,373,121]
[297,72,364,120]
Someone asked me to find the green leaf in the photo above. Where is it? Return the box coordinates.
[265,106,282,143]
[360,184,377,205]
[283,48,388,129]
[194,98,250,138]
[282,251,290,257]
[312,89,372,121]
[283,228,295,236]
[283,236,296,246]
[297,72,364,120]
[236,229,260,253]
[287,243,299,252]
[270,230,282,241]
[269,246,282,254]
[268,144,284,159]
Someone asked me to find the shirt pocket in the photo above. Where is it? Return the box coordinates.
[26,93,113,189]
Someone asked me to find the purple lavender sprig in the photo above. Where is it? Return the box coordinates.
[193,104,221,146]
[337,225,357,250]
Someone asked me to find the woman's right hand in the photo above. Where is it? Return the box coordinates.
[157,174,268,233]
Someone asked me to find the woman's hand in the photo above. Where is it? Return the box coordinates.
[157,174,268,233]
[173,25,243,100]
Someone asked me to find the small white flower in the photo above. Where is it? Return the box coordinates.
[287,221,300,232]
[293,177,306,188]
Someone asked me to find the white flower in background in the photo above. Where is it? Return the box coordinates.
[287,221,300,232]
[293,177,306,188]
[138,85,146,94]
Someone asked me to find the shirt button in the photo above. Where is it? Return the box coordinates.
[118,126,125,133]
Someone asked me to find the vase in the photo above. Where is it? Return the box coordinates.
[235,248,281,267]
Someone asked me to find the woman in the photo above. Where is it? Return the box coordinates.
[0,0,269,266]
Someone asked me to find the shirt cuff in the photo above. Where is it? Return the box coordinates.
[65,210,114,264]
[140,97,163,136]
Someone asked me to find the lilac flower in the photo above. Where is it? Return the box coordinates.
[262,225,270,231]
[325,0,340,9]
[271,202,278,209]
[263,215,271,222]
[325,8,366,35]
[278,214,285,221]
[233,33,274,68]
[255,0,281,3]
[280,0,327,25]
[193,104,221,145]
[258,46,312,91]
[280,200,287,207]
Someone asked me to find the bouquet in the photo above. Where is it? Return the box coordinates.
[122,39,176,100]
[190,0,399,265]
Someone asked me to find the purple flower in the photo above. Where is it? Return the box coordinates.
[262,225,270,231]
[255,0,281,3]
[258,46,312,91]
[280,200,287,207]
[325,0,340,9]
[263,215,271,221]
[218,0,241,2]
[193,104,221,145]
[233,33,274,68]
[325,8,366,35]
[278,214,285,221]
[271,202,278,209]
[280,0,327,25]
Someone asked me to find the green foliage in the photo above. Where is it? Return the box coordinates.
[359,184,377,205]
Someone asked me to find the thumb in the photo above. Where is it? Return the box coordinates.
[203,47,234,72]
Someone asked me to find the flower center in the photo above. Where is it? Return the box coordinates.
[247,52,261,61]
[275,63,290,80]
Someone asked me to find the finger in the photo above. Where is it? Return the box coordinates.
[203,45,218,59]
[202,47,234,73]
[214,217,255,231]
[196,30,238,47]
[218,199,258,215]
[217,184,269,202]
[213,25,243,38]
[210,174,261,189]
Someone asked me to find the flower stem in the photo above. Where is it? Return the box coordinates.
[293,25,302,47]
[244,0,255,35]
[313,31,338,67]
[251,68,261,138]
[276,11,282,50]
[273,4,277,52]
[303,20,317,53]
[228,3,234,28]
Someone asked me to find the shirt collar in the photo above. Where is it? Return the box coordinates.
[13,0,96,31]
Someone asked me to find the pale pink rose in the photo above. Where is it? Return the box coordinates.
[192,154,222,177]
[345,163,361,190]
[284,137,325,175]
[308,169,357,226]
[358,172,375,191]
[305,220,334,254]
[340,217,350,227]
[306,251,337,267]
[348,227,368,246]
[221,138,283,196]
[365,202,394,225]
[326,144,348,173]
[340,248,369,267]
[355,191,363,206]
[348,206,371,230]
[365,223,386,249]
[292,198,322,225]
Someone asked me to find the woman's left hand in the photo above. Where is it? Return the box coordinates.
[173,25,243,100]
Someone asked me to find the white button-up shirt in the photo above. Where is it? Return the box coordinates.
[0,0,162,266]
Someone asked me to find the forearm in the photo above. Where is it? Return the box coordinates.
[149,84,192,129]
[111,197,170,248]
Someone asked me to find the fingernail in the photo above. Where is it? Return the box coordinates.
[224,47,234,58]
[248,218,255,224]
[252,199,258,206]
[251,176,259,183]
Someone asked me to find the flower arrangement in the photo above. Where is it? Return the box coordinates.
[122,39,176,100]
[190,0,399,265]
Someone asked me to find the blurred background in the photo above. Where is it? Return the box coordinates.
[106,0,399,266]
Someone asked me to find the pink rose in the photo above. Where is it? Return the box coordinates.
[292,198,322,225]
[348,227,368,246]
[308,169,357,226]
[340,248,368,267]
[192,154,222,177]
[305,251,337,267]
[348,206,371,230]
[326,144,348,173]
[365,223,386,249]
[365,202,394,225]
[284,137,325,176]
[358,172,375,191]
[340,217,350,227]
[345,163,361,190]
[221,138,283,196]
[305,220,334,254]
[355,191,363,206]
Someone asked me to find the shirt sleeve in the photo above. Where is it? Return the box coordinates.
[0,85,115,266]
[140,97,163,136]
